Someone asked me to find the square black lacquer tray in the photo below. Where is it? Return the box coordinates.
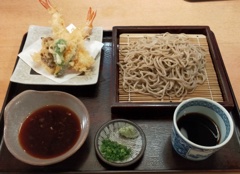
[1,28,240,173]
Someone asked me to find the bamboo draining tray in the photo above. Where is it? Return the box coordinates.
[118,33,223,103]
[111,26,234,114]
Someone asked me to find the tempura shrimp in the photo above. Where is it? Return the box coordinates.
[82,7,97,38]
[34,0,97,77]
[38,0,97,39]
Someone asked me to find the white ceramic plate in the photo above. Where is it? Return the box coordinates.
[10,25,103,85]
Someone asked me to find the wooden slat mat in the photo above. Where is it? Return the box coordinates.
[118,33,223,103]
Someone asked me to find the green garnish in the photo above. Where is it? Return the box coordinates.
[119,125,139,139]
[100,139,131,162]
[53,39,67,66]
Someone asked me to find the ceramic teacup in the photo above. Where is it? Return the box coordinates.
[171,98,234,161]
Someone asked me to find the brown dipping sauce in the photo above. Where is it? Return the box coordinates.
[177,112,220,146]
[19,105,81,159]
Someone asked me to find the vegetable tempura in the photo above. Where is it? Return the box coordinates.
[33,0,97,77]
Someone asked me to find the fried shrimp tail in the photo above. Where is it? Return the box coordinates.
[39,0,52,9]
[82,7,97,38]
[39,0,67,38]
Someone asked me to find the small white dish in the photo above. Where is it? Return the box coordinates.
[4,90,90,166]
[94,119,146,167]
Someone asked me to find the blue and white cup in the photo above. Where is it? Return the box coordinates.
[171,98,234,161]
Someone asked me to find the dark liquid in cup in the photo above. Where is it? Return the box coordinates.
[177,113,220,146]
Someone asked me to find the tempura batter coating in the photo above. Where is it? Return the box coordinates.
[33,0,97,77]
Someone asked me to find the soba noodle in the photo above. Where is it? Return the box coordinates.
[119,33,207,101]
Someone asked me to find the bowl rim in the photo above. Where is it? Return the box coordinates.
[94,119,146,167]
[4,90,90,166]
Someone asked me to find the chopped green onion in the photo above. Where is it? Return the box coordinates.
[100,139,131,162]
